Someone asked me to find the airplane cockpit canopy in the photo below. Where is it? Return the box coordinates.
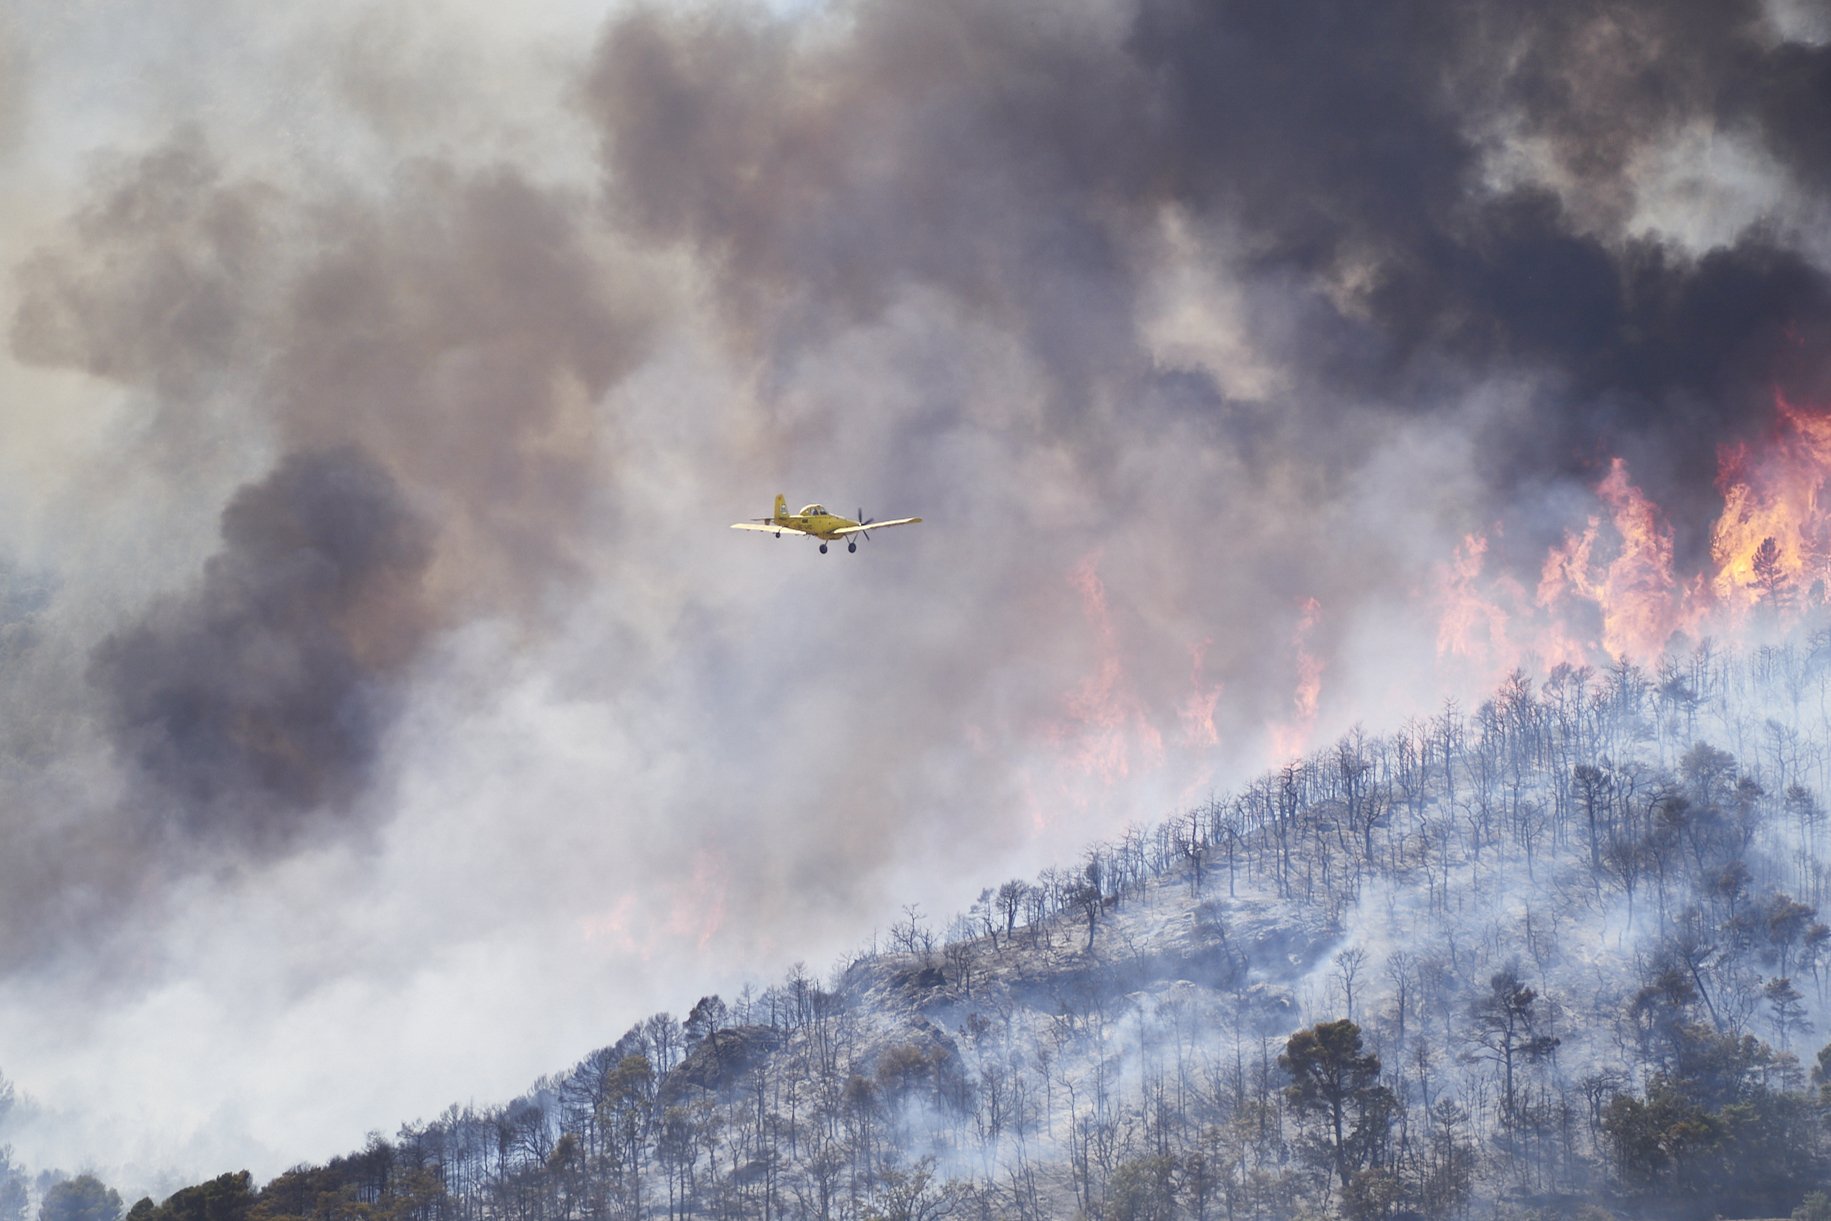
[799,504,827,516]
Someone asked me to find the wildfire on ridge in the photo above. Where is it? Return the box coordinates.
[1050,552,1164,786]
[1029,556,1231,829]
[580,847,728,955]
[1269,597,1324,762]
[1537,457,1698,663]
[1711,391,1831,614]
[1436,390,1831,679]
[665,847,729,951]
[1179,636,1223,749]
[1437,532,1520,663]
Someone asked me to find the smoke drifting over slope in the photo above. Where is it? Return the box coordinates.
[0,0,1827,1185]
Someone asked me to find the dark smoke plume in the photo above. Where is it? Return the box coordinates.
[92,446,433,852]
[6,134,655,872]
[583,0,1158,416]
[584,0,1831,557]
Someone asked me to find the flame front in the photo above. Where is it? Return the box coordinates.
[1051,552,1164,785]
[1179,636,1223,749]
[1435,390,1831,680]
[1270,597,1324,761]
[1539,458,1692,662]
[1027,553,1225,830]
[1710,391,1831,614]
[1437,532,1518,664]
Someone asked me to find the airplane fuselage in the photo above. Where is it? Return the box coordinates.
[773,504,853,540]
[731,494,922,552]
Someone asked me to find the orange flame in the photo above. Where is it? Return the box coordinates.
[1048,552,1163,786]
[1178,636,1223,748]
[580,894,642,953]
[580,847,728,956]
[1270,597,1323,761]
[1530,526,1595,670]
[1594,458,1686,657]
[1434,390,1831,679]
[664,848,729,950]
[1437,532,1518,663]
[1710,391,1831,613]
[1538,458,1692,661]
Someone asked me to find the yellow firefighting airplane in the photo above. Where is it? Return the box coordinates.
[731,495,923,553]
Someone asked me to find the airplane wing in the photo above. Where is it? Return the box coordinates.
[831,516,922,536]
[731,522,810,534]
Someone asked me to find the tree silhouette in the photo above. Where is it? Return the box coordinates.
[1469,967,1560,1129]
[1751,536,1793,609]
[38,1178,123,1221]
[1280,1019,1393,1194]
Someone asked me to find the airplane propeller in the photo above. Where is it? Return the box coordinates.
[849,508,877,553]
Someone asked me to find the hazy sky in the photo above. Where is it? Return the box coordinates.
[1,0,1828,1191]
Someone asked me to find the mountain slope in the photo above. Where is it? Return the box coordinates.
[26,638,1831,1220]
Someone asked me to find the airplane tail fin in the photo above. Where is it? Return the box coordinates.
[773,494,787,521]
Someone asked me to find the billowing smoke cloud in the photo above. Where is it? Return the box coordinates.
[0,0,1827,1188]
[11,136,275,404]
[584,0,1831,558]
[13,133,653,600]
[13,134,646,739]
[0,107,659,1002]
[92,445,433,849]
[561,0,1831,989]
[584,0,1155,414]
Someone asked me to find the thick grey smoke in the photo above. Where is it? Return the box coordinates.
[0,0,1826,1187]
[585,0,1831,561]
[91,445,433,849]
[3,130,655,866]
[11,137,274,404]
[13,134,653,601]
[584,0,1157,420]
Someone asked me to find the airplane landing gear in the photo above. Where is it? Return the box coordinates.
[819,542,829,554]
[847,541,857,553]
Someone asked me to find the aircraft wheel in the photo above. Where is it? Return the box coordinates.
[819,543,828,554]
[848,541,857,553]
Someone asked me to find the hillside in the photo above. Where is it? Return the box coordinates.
[23,636,1831,1221]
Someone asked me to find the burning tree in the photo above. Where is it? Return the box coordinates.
[1751,535,1795,609]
